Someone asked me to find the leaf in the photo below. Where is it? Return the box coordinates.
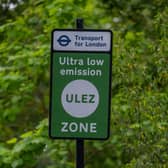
[125,32,136,42]
[20,131,33,139]
[6,138,17,144]
[129,123,140,129]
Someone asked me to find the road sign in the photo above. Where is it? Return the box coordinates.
[50,29,112,139]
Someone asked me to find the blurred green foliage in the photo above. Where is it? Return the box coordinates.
[0,0,167,167]
[0,0,29,25]
[99,0,168,35]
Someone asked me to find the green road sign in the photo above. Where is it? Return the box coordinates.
[50,29,112,140]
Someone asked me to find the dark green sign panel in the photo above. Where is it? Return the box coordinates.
[50,29,112,139]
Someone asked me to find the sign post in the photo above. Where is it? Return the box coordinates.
[76,19,84,168]
[49,19,112,168]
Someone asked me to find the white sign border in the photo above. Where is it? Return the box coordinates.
[52,29,112,52]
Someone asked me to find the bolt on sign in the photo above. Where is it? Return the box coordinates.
[49,29,112,139]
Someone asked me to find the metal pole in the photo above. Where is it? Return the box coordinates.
[76,139,84,168]
[76,18,84,29]
[76,18,84,168]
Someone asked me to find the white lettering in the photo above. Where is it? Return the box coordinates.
[60,68,102,77]
[61,122,68,132]
[87,58,104,66]
[59,57,84,66]
[79,123,88,132]
[90,123,97,133]
[61,122,97,133]
[69,122,78,132]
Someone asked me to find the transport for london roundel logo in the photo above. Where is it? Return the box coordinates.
[61,80,99,118]
[57,35,71,46]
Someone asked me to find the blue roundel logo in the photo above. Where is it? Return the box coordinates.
[57,35,71,46]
